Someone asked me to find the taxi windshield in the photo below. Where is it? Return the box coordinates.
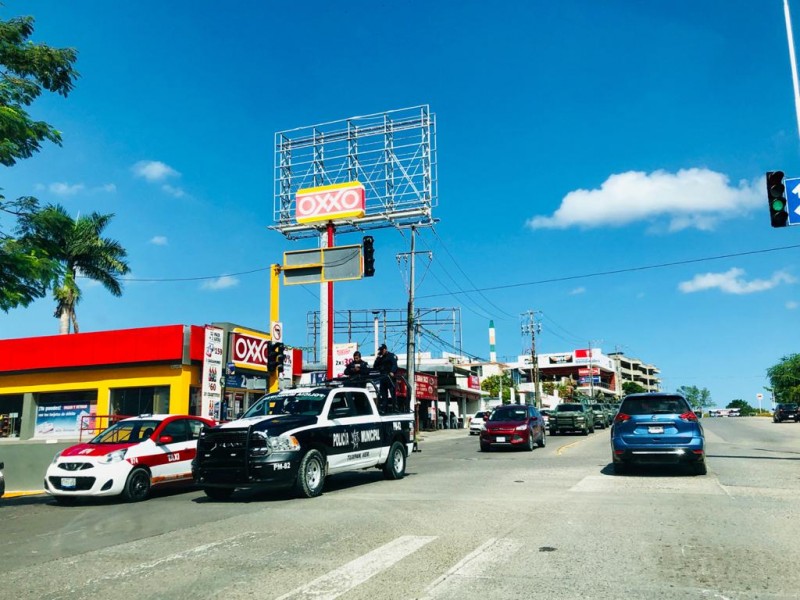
[90,420,160,444]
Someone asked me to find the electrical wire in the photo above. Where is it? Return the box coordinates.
[417,243,800,300]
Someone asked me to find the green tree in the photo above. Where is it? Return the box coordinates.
[766,354,800,404]
[17,205,130,333]
[726,399,755,416]
[622,381,647,395]
[0,15,79,311]
[481,372,515,403]
[677,385,714,410]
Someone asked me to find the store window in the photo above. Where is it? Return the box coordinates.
[110,386,170,416]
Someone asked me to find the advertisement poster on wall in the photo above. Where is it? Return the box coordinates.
[35,402,94,439]
[201,325,225,420]
[333,342,358,378]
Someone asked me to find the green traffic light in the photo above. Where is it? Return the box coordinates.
[772,198,786,211]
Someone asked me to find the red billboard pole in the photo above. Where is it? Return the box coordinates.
[326,221,335,379]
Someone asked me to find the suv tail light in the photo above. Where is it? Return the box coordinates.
[614,413,631,423]
[679,411,698,422]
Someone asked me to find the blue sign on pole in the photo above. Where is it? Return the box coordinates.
[784,177,800,225]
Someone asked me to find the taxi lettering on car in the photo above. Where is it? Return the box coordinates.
[44,414,215,504]
[193,376,414,501]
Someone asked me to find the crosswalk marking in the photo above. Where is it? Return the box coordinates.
[274,535,436,600]
[420,537,524,599]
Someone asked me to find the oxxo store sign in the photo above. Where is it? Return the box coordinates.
[231,330,270,371]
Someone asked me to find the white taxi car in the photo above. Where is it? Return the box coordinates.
[44,414,215,504]
[469,411,488,435]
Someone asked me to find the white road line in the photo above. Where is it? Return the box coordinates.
[84,532,259,585]
[275,535,436,600]
[420,538,523,599]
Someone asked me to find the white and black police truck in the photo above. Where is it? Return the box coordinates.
[193,376,414,500]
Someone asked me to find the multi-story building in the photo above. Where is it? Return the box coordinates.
[608,352,661,393]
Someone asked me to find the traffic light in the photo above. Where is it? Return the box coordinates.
[267,342,285,372]
[766,170,788,228]
[363,235,375,277]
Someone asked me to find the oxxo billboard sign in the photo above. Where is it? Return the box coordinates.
[231,331,270,371]
[295,181,366,224]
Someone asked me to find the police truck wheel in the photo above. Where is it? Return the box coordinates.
[383,441,406,480]
[295,449,325,498]
[122,468,151,502]
[204,487,234,501]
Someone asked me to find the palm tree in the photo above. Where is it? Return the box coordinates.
[17,204,130,333]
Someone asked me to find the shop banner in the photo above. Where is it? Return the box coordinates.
[333,342,358,378]
[201,325,225,420]
[35,402,94,439]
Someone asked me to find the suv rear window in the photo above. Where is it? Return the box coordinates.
[779,403,798,410]
[620,395,689,415]
[491,407,527,421]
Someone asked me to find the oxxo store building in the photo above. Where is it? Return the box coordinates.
[0,323,295,441]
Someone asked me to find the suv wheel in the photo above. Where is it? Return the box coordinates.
[382,441,406,480]
[692,461,708,476]
[295,449,325,498]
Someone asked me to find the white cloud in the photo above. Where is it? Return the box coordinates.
[201,275,239,290]
[161,184,186,198]
[787,301,798,310]
[132,160,180,182]
[678,268,796,295]
[149,236,168,246]
[569,287,586,295]
[97,183,117,193]
[527,168,761,232]
[49,182,85,196]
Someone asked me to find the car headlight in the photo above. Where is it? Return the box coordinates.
[51,450,63,465]
[268,434,301,452]
[98,449,127,464]
[515,424,528,431]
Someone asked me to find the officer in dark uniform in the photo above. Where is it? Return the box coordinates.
[344,351,369,380]
[373,343,398,413]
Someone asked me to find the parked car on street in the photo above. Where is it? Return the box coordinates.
[44,414,215,504]
[773,403,799,423]
[539,409,551,427]
[469,411,489,435]
[549,403,594,435]
[480,404,546,451]
[610,392,706,475]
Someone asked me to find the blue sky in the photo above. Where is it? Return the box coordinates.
[2,0,799,408]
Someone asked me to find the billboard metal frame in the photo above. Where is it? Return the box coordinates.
[272,105,437,239]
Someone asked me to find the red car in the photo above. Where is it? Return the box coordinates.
[480,404,547,452]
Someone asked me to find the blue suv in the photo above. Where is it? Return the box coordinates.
[610,393,706,475]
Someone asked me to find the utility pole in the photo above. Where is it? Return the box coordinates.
[521,311,542,407]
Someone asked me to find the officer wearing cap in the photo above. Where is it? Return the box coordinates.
[373,343,398,413]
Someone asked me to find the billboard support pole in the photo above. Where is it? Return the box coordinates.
[326,222,335,379]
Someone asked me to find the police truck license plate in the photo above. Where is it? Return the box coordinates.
[648,426,664,434]
[61,477,76,488]
[496,436,506,442]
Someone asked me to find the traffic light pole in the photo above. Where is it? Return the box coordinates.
[406,226,419,451]
[268,263,281,393]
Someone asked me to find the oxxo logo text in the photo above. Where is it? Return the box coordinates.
[295,182,366,224]
[232,333,269,367]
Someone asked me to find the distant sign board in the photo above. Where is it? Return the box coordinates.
[295,181,366,224]
[785,177,800,225]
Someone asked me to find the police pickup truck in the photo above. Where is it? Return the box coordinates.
[193,376,414,500]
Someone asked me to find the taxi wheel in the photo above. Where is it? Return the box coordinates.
[295,449,325,498]
[122,468,151,502]
[383,441,406,480]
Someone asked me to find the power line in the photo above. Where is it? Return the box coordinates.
[417,244,800,300]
